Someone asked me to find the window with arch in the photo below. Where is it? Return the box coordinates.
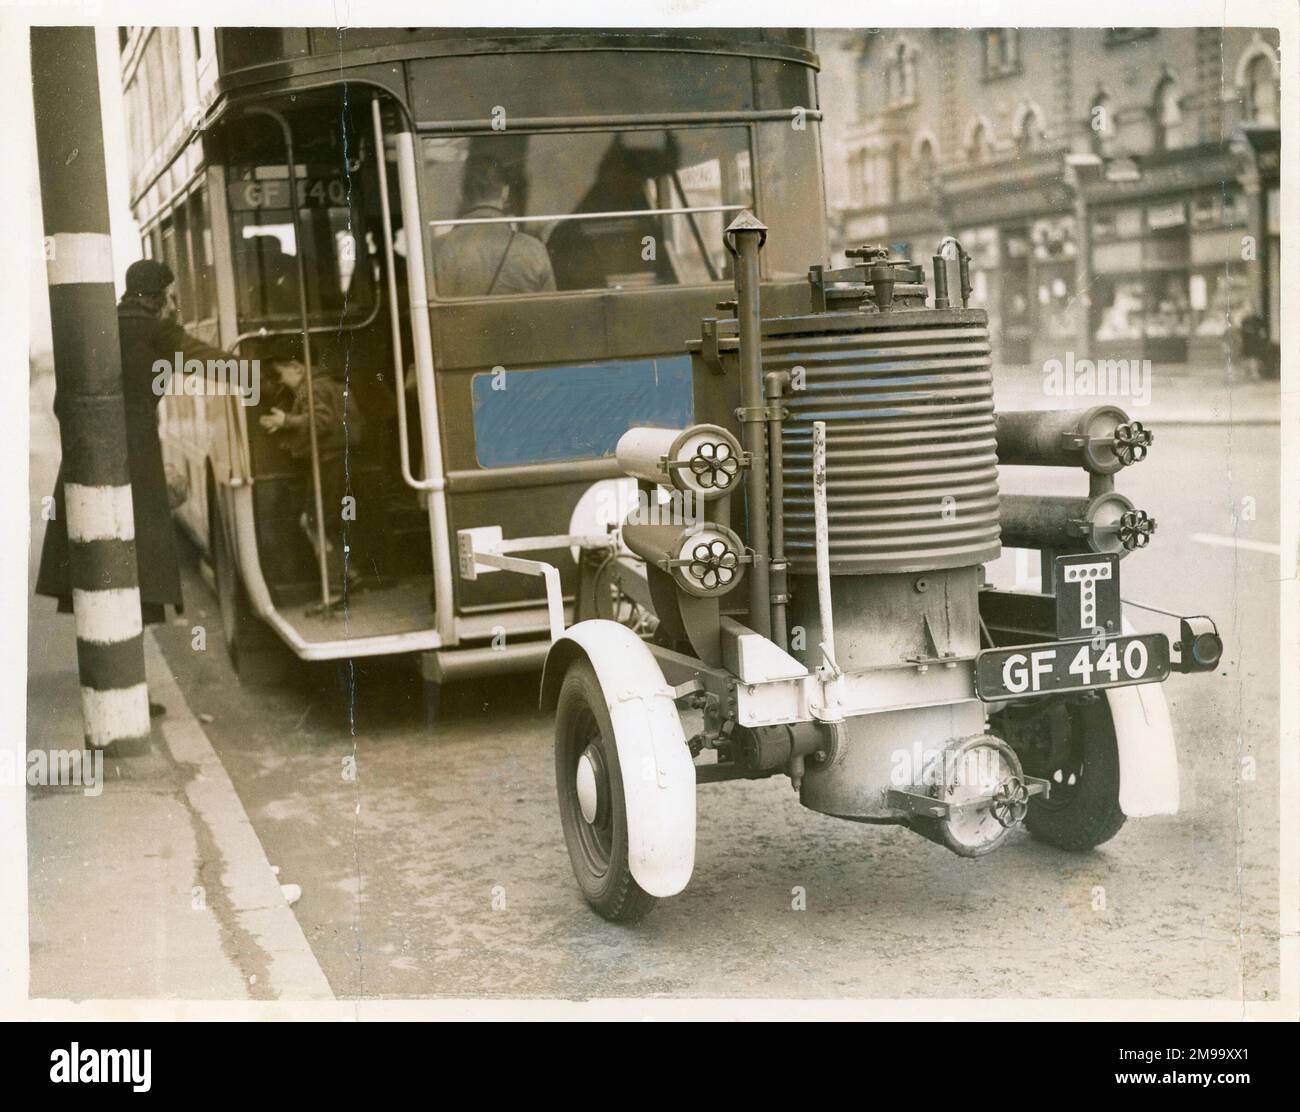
[1244,54,1279,125]
[847,149,869,206]
[1015,109,1042,154]
[885,41,917,109]
[887,142,904,203]
[854,51,873,122]
[915,137,937,190]
[966,121,991,164]
[982,29,1021,79]
[1153,77,1185,151]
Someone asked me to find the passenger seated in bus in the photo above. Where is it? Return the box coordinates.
[547,135,679,291]
[259,359,363,599]
[431,156,555,297]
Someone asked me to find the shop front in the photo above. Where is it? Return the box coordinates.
[1083,147,1250,369]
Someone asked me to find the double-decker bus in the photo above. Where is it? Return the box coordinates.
[118,27,828,707]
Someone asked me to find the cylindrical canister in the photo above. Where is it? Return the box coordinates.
[994,406,1136,473]
[615,424,744,500]
[999,491,1139,555]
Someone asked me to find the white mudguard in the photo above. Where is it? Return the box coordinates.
[543,620,696,897]
[1109,616,1179,817]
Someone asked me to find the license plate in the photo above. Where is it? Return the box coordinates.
[974,634,1170,701]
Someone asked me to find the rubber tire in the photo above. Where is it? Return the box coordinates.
[210,490,297,687]
[1023,698,1126,851]
[554,660,658,924]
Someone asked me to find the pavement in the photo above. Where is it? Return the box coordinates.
[24,371,332,1002]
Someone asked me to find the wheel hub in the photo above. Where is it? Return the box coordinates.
[576,744,606,826]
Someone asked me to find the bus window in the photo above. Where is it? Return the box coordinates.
[423,127,753,297]
[159,216,179,307]
[472,357,694,469]
[172,198,196,323]
[227,165,375,325]
[189,187,216,322]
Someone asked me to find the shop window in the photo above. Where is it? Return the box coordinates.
[1245,55,1279,125]
[982,30,1020,79]
[1189,269,1251,338]
[1094,279,1146,342]
[1153,78,1186,152]
[1145,275,1191,340]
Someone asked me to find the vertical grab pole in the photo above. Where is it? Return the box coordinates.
[765,369,788,650]
[371,97,430,492]
[812,421,836,664]
[725,211,771,640]
[245,106,332,609]
[394,127,457,644]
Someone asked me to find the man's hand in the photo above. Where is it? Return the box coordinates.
[259,408,287,433]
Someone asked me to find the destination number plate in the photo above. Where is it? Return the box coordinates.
[974,634,1170,701]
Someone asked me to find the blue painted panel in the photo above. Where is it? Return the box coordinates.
[472,355,695,469]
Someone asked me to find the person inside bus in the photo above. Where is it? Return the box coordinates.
[36,259,239,719]
[259,359,363,602]
[431,155,555,297]
[547,134,679,290]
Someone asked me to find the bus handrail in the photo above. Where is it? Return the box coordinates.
[243,105,333,611]
[372,97,437,494]
[224,285,385,486]
[413,108,822,134]
[394,120,458,644]
[427,204,743,229]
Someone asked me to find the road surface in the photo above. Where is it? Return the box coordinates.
[143,423,1283,1001]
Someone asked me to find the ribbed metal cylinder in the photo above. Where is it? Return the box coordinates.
[774,311,1002,575]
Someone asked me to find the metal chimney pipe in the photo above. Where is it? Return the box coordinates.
[726,212,771,639]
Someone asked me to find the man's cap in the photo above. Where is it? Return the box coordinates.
[124,259,175,296]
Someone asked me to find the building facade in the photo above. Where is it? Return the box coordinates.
[817,27,1282,367]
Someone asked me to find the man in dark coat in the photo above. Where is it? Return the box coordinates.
[36,259,234,714]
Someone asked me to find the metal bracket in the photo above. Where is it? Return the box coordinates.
[734,403,788,424]
[701,317,722,374]
[457,526,612,642]
[885,776,1050,821]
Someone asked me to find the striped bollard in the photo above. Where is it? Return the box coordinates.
[32,28,150,751]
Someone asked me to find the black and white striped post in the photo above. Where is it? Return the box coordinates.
[32,28,150,751]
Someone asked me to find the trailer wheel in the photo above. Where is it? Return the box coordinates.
[210,492,296,687]
[554,660,658,923]
[1017,698,1126,851]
